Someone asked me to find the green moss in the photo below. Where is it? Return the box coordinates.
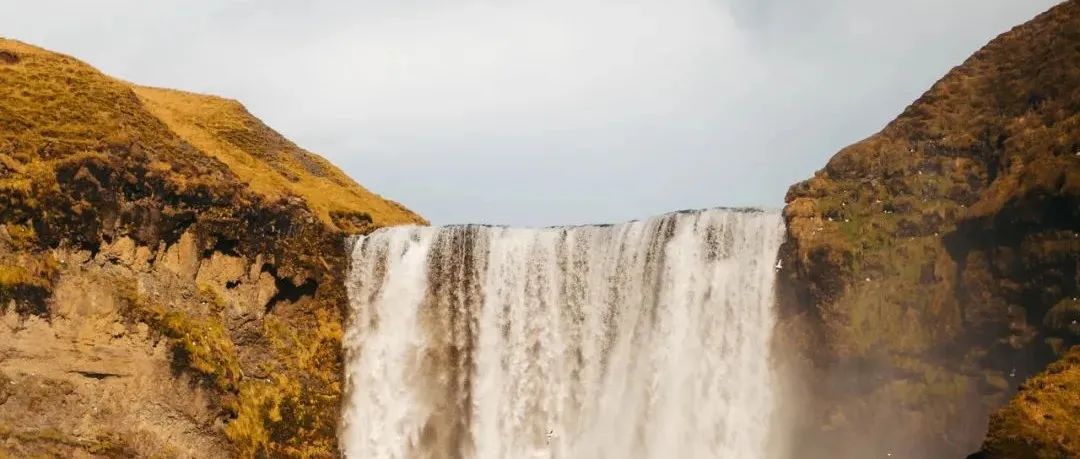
[117,281,242,394]
[778,5,1080,456]
[157,309,243,392]
[197,282,229,312]
[223,312,343,457]
[112,278,346,457]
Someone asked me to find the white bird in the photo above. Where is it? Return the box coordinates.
[775,259,783,271]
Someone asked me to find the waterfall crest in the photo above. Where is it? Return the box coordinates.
[342,208,784,459]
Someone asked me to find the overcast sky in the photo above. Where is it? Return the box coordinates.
[1,1,1061,226]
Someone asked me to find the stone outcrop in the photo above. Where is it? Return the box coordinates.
[0,38,424,457]
[776,1,1080,457]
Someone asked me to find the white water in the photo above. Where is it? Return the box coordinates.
[341,208,784,459]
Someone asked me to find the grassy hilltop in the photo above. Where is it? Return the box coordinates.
[0,38,423,457]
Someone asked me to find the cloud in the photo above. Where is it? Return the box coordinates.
[0,0,1062,225]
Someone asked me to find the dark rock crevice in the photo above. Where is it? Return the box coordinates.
[261,263,318,314]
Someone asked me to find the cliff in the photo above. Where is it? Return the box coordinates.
[777,1,1080,457]
[0,38,424,457]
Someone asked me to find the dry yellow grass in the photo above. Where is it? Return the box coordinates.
[131,86,425,229]
[982,347,1080,457]
[0,37,424,231]
[0,36,423,456]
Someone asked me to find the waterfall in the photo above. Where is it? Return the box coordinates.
[341,208,784,459]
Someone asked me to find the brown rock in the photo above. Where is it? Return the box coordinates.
[776,2,1080,457]
[0,37,425,457]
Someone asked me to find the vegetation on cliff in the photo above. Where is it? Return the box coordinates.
[978,346,1080,458]
[0,37,424,457]
[778,1,1079,457]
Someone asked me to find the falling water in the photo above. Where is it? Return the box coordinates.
[341,208,784,459]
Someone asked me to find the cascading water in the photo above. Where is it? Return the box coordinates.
[341,208,784,459]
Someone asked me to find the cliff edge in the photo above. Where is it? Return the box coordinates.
[777,1,1079,457]
[0,39,424,457]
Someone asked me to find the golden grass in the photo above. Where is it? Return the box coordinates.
[983,347,1080,457]
[0,37,399,456]
[0,37,424,231]
[116,273,343,457]
[0,264,32,287]
[0,39,174,162]
[223,310,343,457]
[118,282,242,393]
[131,85,425,230]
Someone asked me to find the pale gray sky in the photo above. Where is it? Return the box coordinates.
[1,0,1061,225]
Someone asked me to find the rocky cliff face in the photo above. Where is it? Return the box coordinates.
[5,3,1078,456]
[0,39,424,457]
[777,1,1079,457]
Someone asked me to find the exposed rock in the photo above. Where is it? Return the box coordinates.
[777,2,1080,457]
[0,269,229,458]
[98,236,138,267]
[0,37,425,457]
[195,251,248,293]
[159,232,201,281]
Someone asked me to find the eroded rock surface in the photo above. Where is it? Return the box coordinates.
[0,38,424,457]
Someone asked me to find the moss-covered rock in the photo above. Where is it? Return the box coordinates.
[777,2,1080,457]
[974,346,1080,458]
[0,38,425,457]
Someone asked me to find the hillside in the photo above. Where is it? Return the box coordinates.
[0,38,424,457]
[776,1,1080,457]
[977,346,1080,457]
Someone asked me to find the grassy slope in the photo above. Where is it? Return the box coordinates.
[0,38,424,457]
[132,85,425,230]
[0,38,424,231]
[980,346,1080,458]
